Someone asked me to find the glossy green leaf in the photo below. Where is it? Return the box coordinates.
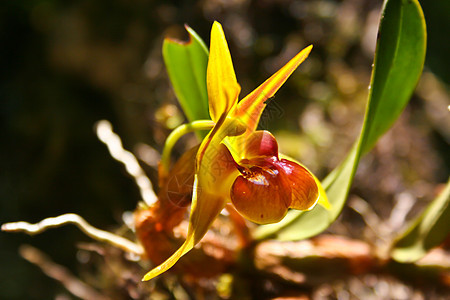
[390,179,450,263]
[163,25,210,127]
[254,0,427,241]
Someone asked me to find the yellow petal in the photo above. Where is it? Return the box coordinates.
[207,21,241,122]
[234,45,312,132]
[142,175,227,281]
[223,130,278,167]
[317,177,331,210]
[143,124,240,280]
[241,130,278,160]
[142,235,190,281]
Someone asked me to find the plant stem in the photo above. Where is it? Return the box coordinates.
[160,120,214,175]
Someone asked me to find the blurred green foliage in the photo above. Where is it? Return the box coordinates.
[255,0,427,241]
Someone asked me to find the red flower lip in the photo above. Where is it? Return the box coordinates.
[231,132,319,224]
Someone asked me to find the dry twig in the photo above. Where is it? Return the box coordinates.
[96,120,158,206]
[2,213,143,255]
[19,245,110,300]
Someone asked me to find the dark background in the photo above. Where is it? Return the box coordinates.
[1,0,448,299]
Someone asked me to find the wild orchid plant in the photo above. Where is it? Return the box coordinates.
[3,0,446,292]
[143,21,329,280]
[146,0,439,279]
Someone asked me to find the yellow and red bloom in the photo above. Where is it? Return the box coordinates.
[143,21,328,280]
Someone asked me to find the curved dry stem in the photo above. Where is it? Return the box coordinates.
[96,119,158,206]
[20,245,110,300]
[2,213,144,255]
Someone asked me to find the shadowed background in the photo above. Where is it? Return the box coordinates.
[1,0,449,299]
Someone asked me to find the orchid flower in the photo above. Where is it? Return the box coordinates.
[143,21,328,281]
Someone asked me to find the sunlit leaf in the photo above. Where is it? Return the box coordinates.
[163,25,210,130]
[254,0,427,241]
[390,179,450,263]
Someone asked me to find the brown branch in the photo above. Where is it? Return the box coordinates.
[253,235,450,287]
[19,245,110,300]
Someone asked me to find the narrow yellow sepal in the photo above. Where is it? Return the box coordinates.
[235,45,313,133]
[142,240,192,281]
[207,21,241,122]
[142,175,228,281]
[317,179,331,210]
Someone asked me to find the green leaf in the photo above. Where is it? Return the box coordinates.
[163,25,210,127]
[254,0,427,241]
[390,179,450,263]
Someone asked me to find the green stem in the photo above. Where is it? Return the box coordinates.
[161,120,215,174]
